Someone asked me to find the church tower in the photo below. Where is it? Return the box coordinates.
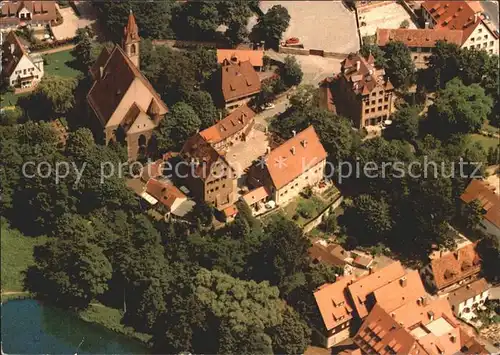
[122,10,140,69]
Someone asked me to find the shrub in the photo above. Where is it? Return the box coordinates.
[297,199,316,219]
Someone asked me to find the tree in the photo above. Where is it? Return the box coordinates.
[251,5,290,48]
[74,28,94,70]
[163,102,201,148]
[281,55,303,87]
[268,306,310,355]
[360,43,387,68]
[93,0,173,42]
[400,19,410,28]
[288,85,320,111]
[171,1,220,40]
[26,238,112,308]
[185,46,219,86]
[65,128,95,161]
[383,41,415,89]
[20,75,78,120]
[428,78,493,136]
[386,104,420,141]
[426,41,461,89]
[185,91,218,129]
[464,199,484,231]
[0,107,22,126]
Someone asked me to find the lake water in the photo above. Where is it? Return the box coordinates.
[1,299,148,354]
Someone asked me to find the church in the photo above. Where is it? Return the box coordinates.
[87,11,168,161]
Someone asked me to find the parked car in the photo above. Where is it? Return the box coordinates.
[261,103,276,110]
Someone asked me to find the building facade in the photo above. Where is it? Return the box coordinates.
[0,1,57,31]
[376,28,464,68]
[247,126,327,207]
[1,31,43,89]
[87,11,168,161]
[329,53,395,130]
[421,1,498,55]
[446,278,490,320]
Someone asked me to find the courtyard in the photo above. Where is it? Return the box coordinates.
[51,2,96,40]
[225,129,270,179]
[249,1,360,55]
[358,2,418,37]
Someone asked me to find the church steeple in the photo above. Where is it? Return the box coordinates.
[122,9,140,69]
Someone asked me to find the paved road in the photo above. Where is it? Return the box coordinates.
[482,0,499,29]
[254,96,290,128]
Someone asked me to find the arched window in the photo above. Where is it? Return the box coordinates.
[130,44,136,55]
[138,134,146,147]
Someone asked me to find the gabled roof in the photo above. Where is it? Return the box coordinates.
[0,1,56,23]
[428,242,481,290]
[461,179,500,229]
[146,178,186,210]
[376,28,464,48]
[242,186,270,206]
[1,31,33,77]
[447,278,490,306]
[217,49,264,67]
[199,105,255,145]
[347,261,406,318]
[421,1,493,42]
[341,53,392,96]
[264,126,327,189]
[221,60,261,102]
[309,242,349,267]
[373,270,427,314]
[87,45,168,126]
[314,276,355,331]
[89,46,112,80]
[180,133,233,182]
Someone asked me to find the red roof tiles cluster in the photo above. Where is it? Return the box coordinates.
[461,179,500,229]
[376,28,464,48]
[341,53,393,96]
[217,49,264,67]
[1,1,57,26]
[199,105,255,145]
[428,242,481,291]
[264,126,327,190]
[221,60,261,103]
[146,178,186,211]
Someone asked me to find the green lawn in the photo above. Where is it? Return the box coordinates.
[42,49,82,78]
[1,221,47,292]
[283,195,326,226]
[79,304,151,344]
[468,133,500,151]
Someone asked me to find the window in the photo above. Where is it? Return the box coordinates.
[489,49,493,54]
[470,45,474,49]
[371,100,375,105]
[413,55,418,60]
[484,35,488,40]
[378,98,382,103]
[483,42,487,48]
[378,106,382,111]
[371,108,375,113]
[222,184,225,188]
[470,37,475,42]
[379,90,383,95]
[490,41,494,46]
[371,92,376,97]
[384,104,388,109]
[476,44,481,48]
[478,28,482,33]
[365,109,369,114]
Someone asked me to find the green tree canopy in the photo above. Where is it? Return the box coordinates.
[282,55,303,87]
[386,104,420,142]
[251,5,291,48]
[383,41,415,89]
[428,78,493,136]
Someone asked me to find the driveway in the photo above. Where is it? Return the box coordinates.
[51,3,96,40]
[358,2,418,37]
[481,0,499,30]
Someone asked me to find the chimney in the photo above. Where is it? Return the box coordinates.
[422,296,429,306]
[368,267,373,274]
[10,43,15,54]
[425,21,430,29]
[474,13,478,23]
[292,130,296,137]
[427,311,434,321]
[99,66,105,79]
[356,60,361,72]
[450,335,456,343]
[266,147,271,154]
[301,139,308,148]
[291,146,296,155]
[400,276,407,287]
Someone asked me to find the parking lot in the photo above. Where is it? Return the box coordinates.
[358,2,418,37]
[250,1,360,55]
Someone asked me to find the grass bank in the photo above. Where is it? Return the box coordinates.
[79,304,152,345]
[1,221,47,292]
[42,49,82,78]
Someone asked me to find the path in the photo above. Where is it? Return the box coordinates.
[33,44,75,55]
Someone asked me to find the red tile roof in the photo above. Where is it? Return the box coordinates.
[264,126,327,189]
[123,10,139,45]
[87,45,168,126]
[221,60,261,102]
[309,242,349,267]
[1,1,57,25]
[242,186,270,206]
[461,179,500,229]
[217,49,264,67]
[314,276,355,331]
[90,46,111,80]
[372,270,427,314]
[199,105,255,145]
[341,53,393,96]
[376,28,464,48]
[447,278,490,306]
[347,261,406,318]
[146,178,186,210]
[421,1,489,42]
[428,242,481,291]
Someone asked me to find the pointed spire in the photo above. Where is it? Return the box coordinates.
[123,9,139,44]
